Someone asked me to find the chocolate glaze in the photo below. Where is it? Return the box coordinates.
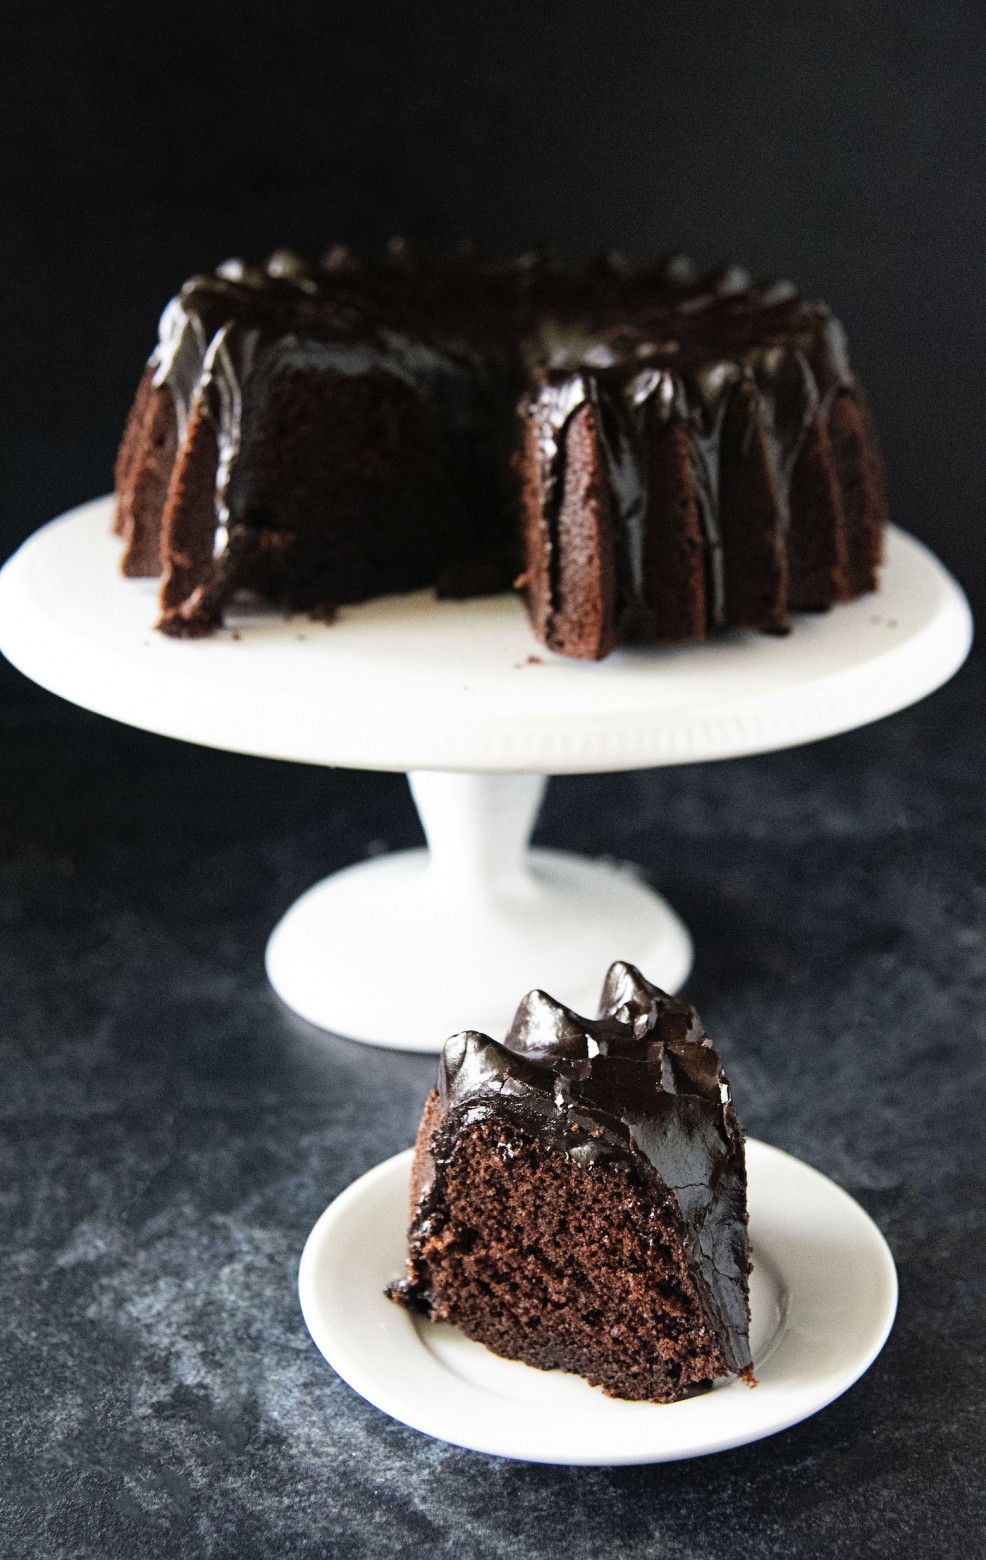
[391,961,752,1376]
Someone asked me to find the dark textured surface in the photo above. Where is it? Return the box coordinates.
[1,640,984,1557]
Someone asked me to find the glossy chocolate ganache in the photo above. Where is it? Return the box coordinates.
[114,244,887,656]
[388,962,753,1402]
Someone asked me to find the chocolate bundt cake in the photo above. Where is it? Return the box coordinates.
[115,245,887,657]
[387,961,753,1403]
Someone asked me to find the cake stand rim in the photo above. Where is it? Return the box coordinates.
[0,496,973,775]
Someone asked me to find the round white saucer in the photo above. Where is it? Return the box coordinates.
[298,1139,897,1465]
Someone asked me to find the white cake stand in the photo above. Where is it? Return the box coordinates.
[0,496,972,1049]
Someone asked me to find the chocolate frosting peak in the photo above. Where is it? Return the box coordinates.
[442,962,731,1131]
[422,962,751,1373]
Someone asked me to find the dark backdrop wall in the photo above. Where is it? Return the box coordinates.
[2,0,983,604]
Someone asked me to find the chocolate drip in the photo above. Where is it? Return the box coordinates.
[684,361,740,627]
[151,298,209,443]
[752,347,820,553]
[589,375,651,607]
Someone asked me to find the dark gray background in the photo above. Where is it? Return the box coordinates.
[2,4,984,1556]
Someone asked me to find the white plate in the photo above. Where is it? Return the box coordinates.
[298,1139,897,1464]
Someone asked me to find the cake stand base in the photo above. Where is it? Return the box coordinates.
[265,773,692,1050]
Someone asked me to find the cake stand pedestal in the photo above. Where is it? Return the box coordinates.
[0,497,972,1049]
[265,770,692,1045]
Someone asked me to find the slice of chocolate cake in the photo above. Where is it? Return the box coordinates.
[388,962,753,1403]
